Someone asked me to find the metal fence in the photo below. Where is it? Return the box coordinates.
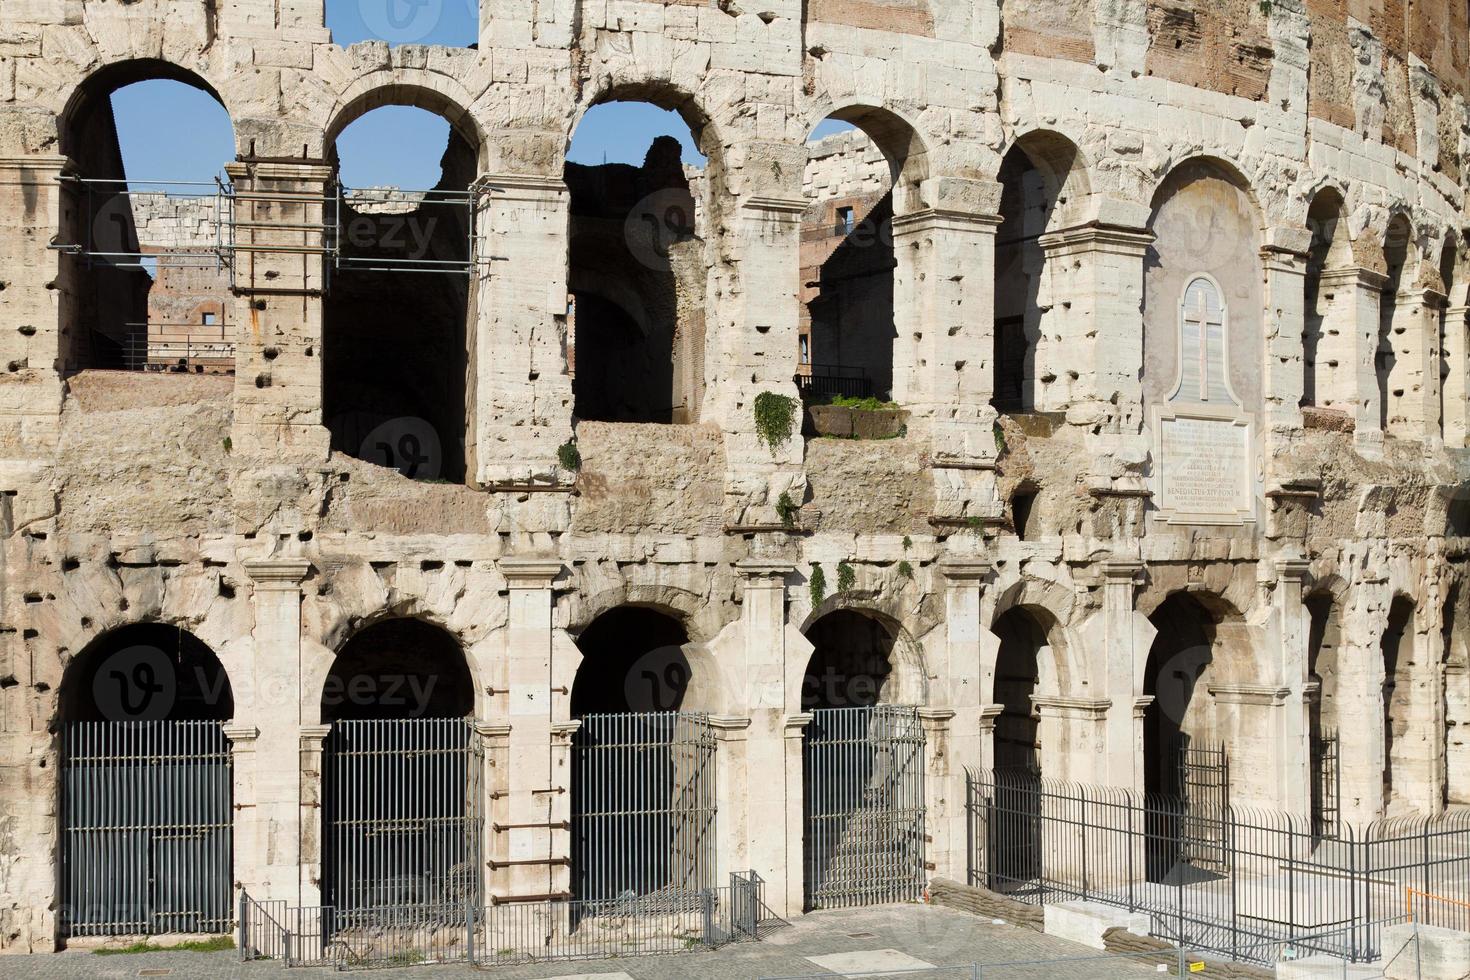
[966,767,1470,965]
[804,705,927,910]
[322,718,484,913]
[1313,730,1342,839]
[240,870,771,970]
[571,711,717,902]
[795,364,873,399]
[62,720,233,936]
[1175,739,1229,873]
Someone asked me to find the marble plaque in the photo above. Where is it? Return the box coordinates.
[1155,412,1252,523]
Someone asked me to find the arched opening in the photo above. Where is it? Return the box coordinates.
[1303,189,1353,413]
[1443,582,1470,805]
[566,99,709,424]
[58,65,236,377]
[320,619,480,912]
[801,608,897,711]
[1382,597,1416,812]
[993,133,1089,413]
[1143,593,1234,880]
[1379,215,1415,434]
[59,623,235,937]
[1144,159,1264,418]
[569,606,713,902]
[323,101,476,483]
[992,607,1047,772]
[1438,233,1459,441]
[799,115,897,405]
[800,608,925,909]
[1306,591,1342,836]
[325,0,479,47]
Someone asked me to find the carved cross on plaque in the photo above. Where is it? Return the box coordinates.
[1171,276,1237,407]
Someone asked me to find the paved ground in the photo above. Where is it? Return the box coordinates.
[9,904,1196,979]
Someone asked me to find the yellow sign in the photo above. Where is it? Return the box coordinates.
[1188,963,1206,973]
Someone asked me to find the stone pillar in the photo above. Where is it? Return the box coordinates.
[474,175,574,485]
[297,724,331,907]
[1385,288,1447,443]
[732,560,797,913]
[892,181,1004,525]
[710,715,752,883]
[1316,268,1387,442]
[476,722,513,901]
[1261,231,1312,432]
[918,707,960,884]
[1034,697,1111,785]
[225,162,333,459]
[1101,559,1145,791]
[1441,305,1470,448]
[242,557,312,904]
[222,724,261,901]
[710,192,807,525]
[781,713,810,915]
[495,557,566,900]
[1338,579,1388,827]
[0,156,66,459]
[936,558,989,777]
[1273,558,1313,818]
[1206,685,1291,812]
[978,705,1004,771]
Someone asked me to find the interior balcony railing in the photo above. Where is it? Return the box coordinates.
[795,363,872,400]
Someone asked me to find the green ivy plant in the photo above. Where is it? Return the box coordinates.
[809,563,827,607]
[837,560,855,594]
[993,422,1008,456]
[754,391,798,452]
[898,560,914,580]
[557,440,582,472]
[902,535,913,551]
[776,491,798,527]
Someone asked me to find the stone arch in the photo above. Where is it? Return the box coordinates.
[324,74,487,167]
[57,621,236,724]
[1304,186,1355,410]
[1379,211,1419,433]
[311,613,481,725]
[795,602,927,713]
[1144,157,1266,414]
[567,80,724,175]
[805,102,931,214]
[986,574,1087,693]
[568,584,714,644]
[60,58,239,161]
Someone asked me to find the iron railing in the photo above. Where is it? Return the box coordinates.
[795,364,872,400]
[966,767,1470,966]
[62,720,234,936]
[240,871,771,969]
[803,705,927,910]
[321,718,484,914]
[571,711,717,902]
[119,325,236,372]
[1313,730,1342,840]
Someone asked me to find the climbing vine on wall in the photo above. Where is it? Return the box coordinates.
[810,563,827,608]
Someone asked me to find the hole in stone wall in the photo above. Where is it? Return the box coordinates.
[570,607,691,716]
[1011,486,1038,540]
[565,102,708,424]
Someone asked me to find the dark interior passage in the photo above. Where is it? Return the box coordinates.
[571,606,691,716]
[992,608,1047,772]
[802,610,896,711]
[61,622,233,723]
[322,618,473,722]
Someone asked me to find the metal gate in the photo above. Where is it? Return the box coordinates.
[322,719,484,913]
[62,720,234,935]
[1312,730,1341,839]
[1176,739,1229,872]
[571,712,717,902]
[802,705,926,910]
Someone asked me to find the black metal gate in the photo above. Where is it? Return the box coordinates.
[322,718,484,912]
[1312,730,1340,839]
[802,705,926,910]
[1176,740,1229,873]
[571,711,717,902]
[62,720,234,935]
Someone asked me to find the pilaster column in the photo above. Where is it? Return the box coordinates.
[709,715,752,884]
[782,713,811,915]
[1261,231,1312,432]
[892,180,1003,524]
[496,557,565,901]
[243,557,312,905]
[0,156,66,458]
[935,557,990,808]
[1102,559,1145,791]
[1386,288,1447,443]
[1441,305,1470,448]
[1207,685,1291,811]
[1273,557,1313,818]
[1033,697,1112,785]
[222,724,261,901]
[475,175,574,485]
[225,162,333,459]
[297,724,331,907]
[1316,268,1387,441]
[477,722,514,900]
[918,707,961,883]
[733,559,797,912]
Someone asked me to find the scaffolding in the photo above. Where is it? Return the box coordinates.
[50,175,490,287]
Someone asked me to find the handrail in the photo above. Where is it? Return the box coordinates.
[1407,886,1470,922]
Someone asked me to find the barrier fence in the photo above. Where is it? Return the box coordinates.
[966,767,1470,966]
[239,870,771,970]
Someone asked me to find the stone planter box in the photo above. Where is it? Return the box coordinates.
[809,404,909,439]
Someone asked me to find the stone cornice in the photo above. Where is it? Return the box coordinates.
[244,558,312,587]
[227,161,335,182]
[892,207,1003,234]
[1031,696,1112,718]
[1318,267,1390,290]
[735,559,795,581]
[741,194,808,216]
[938,558,992,582]
[299,724,332,747]
[1208,684,1290,705]
[783,713,813,735]
[222,724,260,745]
[497,557,563,585]
[1039,222,1154,254]
[0,155,68,176]
[474,722,512,739]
